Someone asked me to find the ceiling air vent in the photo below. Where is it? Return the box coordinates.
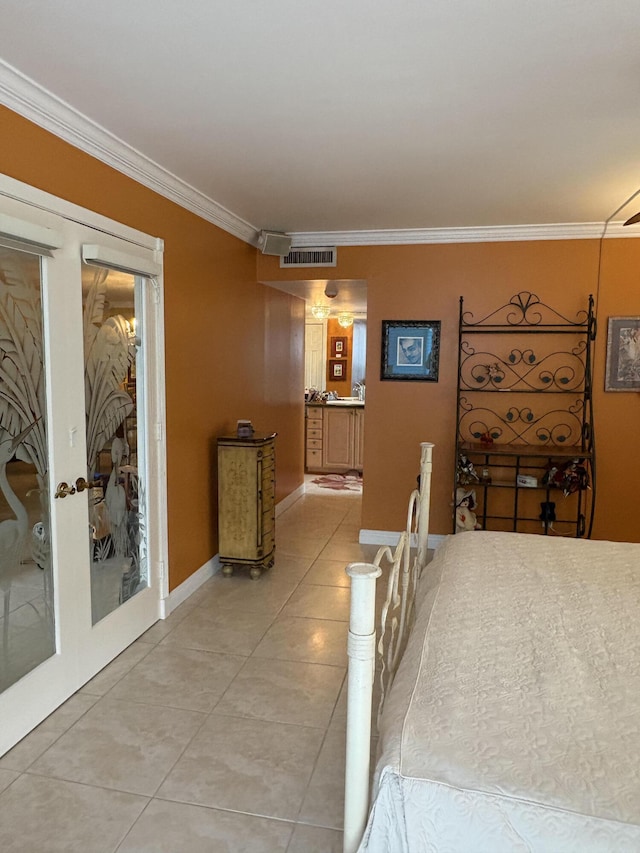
[280,246,337,268]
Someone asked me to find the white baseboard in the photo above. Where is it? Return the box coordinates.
[164,510,448,617]
[275,484,305,516]
[166,554,221,613]
[164,487,306,616]
[359,529,448,552]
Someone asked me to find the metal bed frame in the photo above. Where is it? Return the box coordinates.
[343,441,434,853]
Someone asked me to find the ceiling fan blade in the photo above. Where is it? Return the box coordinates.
[623,211,640,226]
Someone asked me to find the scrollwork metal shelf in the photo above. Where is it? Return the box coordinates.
[455,291,596,538]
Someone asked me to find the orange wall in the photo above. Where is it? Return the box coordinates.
[5,101,637,559]
[0,106,304,590]
[259,238,640,543]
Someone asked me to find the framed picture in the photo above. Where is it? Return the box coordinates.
[329,359,345,381]
[331,336,348,357]
[605,316,640,390]
[381,320,441,381]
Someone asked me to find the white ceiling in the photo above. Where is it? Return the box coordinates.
[1,0,640,317]
[264,278,369,317]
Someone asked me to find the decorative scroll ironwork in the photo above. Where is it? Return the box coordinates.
[455,292,596,537]
[458,396,586,446]
[462,290,591,329]
[459,340,588,391]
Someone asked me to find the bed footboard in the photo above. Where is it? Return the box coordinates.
[343,561,382,853]
[343,441,434,853]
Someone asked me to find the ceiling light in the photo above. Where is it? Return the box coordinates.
[324,282,338,298]
[338,312,354,328]
[311,304,330,320]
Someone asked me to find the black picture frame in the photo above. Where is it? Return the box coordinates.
[605,316,640,391]
[381,320,441,381]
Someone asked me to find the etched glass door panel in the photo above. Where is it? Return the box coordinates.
[82,263,147,625]
[0,177,164,757]
[0,246,55,692]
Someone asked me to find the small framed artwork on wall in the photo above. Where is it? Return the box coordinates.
[329,359,345,381]
[331,336,348,357]
[605,316,640,390]
[381,320,441,381]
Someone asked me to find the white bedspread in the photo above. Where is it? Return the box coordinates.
[359,531,640,852]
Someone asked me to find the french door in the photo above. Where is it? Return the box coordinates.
[0,178,166,755]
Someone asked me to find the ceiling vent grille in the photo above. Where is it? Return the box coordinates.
[280,246,337,268]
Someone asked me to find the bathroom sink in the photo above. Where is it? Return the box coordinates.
[326,398,365,406]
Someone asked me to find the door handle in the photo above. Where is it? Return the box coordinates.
[55,481,76,499]
[75,477,93,493]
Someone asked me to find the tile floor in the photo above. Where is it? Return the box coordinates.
[0,482,380,852]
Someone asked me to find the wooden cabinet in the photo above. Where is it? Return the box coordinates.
[305,404,364,473]
[217,433,276,579]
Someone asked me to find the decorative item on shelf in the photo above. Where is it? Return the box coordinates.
[516,474,538,488]
[311,304,331,320]
[455,487,482,532]
[542,458,589,496]
[539,501,556,527]
[479,431,494,446]
[480,467,492,484]
[338,312,354,328]
[236,419,254,439]
[457,454,480,485]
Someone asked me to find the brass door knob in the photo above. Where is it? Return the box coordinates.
[55,482,76,499]
[75,477,93,492]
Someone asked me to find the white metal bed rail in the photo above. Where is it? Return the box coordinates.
[343,441,434,853]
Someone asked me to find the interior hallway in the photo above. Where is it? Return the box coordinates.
[0,483,378,852]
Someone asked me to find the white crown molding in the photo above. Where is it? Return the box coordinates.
[0,59,259,245]
[290,221,639,247]
[2,60,638,249]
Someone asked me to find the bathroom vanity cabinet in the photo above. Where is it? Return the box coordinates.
[305,404,364,473]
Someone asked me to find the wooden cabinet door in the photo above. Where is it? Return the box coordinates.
[353,408,365,471]
[218,445,259,559]
[322,408,354,470]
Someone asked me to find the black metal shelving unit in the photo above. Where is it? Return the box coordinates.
[454,291,596,537]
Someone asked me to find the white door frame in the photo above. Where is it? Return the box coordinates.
[0,173,168,754]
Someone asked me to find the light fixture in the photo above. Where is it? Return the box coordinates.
[311,304,330,320]
[324,282,339,298]
[623,212,640,226]
[338,312,354,328]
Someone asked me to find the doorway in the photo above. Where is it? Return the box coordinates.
[0,177,166,755]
